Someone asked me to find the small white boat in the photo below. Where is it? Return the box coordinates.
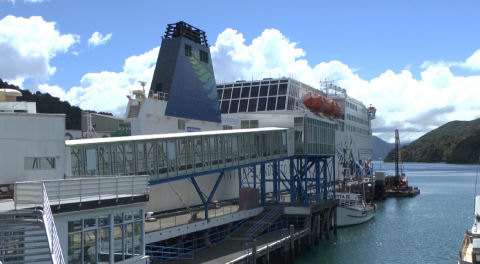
[335,192,375,227]
[459,195,480,264]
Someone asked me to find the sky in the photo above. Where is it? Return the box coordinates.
[1,0,480,143]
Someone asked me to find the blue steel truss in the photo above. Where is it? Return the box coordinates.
[149,154,335,221]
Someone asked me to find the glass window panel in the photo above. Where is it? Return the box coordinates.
[258,98,267,111]
[241,120,249,128]
[134,210,142,220]
[222,88,232,99]
[239,99,248,112]
[217,89,223,99]
[114,214,123,224]
[241,87,250,98]
[68,233,82,264]
[125,223,133,260]
[225,84,233,88]
[84,218,96,229]
[260,86,269,96]
[229,100,239,113]
[69,220,82,232]
[99,228,110,263]
[250,120,259,128]
[221,100,230,114]
[124,212,133,221]
[250,86,259,97]
[279,84,288,95]
[99,216,109,227]
[269,85,278,96]
[134,222,142,255]
[267,97,276,110]
[248,99,257,112]
[114,225,123,262]
[84,230,97,263]
[276,96,286,110]
[232,88,241,99]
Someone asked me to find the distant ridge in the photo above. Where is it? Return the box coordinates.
[372,136,395,160]
[384,118,480,164]
[0,78,111,130]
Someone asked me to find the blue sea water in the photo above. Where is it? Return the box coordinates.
[296,162,480,264]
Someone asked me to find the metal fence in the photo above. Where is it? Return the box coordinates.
[14,175,149,208]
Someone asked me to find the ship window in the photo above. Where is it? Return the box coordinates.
[248,99,258,112]
[279,84,288,95]
[287,97,295,110]
[241,120,249,128]
[223,125,233,130]
[260,86,269,96]
[223,88,232,100]
[178,119,186,130]
[270,80,279,84]
[221,100,230,113]
[184,44,192,57]
[225,84,233,88]
[258,98,267,111]
[252,82,260,85]
[267,97,276,110]
[276,96,286,110]
[241,87,250,98]
[250,86,259,97]
[232,88,241,99]
[229,100,239,113]
[217,89,223,99]
[269,85,278,96]
[199,50,209,63]
[239,99,248,112]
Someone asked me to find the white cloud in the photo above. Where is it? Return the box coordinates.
[39,47,159,115]
[35,27,480,143]
[88,32,112,47]
[0,15,79,85]
[210,28,480,142]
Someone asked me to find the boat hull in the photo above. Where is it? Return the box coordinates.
[336,205,375,227]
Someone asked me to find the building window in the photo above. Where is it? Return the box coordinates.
[68,211,143,264]
[184,44,192,57]
[223,125,233,130]
[178,119,186,130]
[241,120,259,129]
[24,157,55,170]
[199,50,209,63]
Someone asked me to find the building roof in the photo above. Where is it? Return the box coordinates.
[66,127,288,146]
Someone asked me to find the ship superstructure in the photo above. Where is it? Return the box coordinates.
[216,78,376,180]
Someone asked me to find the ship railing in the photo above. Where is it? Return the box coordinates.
[14,175,149,208]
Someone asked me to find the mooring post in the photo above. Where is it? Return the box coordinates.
[252,239,257,264]
[334,206,338,235]
[290,224,295,259]
[266,245,270,264]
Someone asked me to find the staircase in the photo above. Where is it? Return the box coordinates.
[0,209,52,264]
[231,205,283,241]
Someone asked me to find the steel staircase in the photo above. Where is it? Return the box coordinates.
[232,205,284,240]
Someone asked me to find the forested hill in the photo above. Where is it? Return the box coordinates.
[372,136,395,160]
[1,79,111,130]
[384,118,480,164]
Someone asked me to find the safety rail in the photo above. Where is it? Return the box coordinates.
[42,184,65,264]
[14,176,149,208]
[146,245,194,263]
[245,205,283,239]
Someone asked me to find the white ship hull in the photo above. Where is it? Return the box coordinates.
[336,205,375,227]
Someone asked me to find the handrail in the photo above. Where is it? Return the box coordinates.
[14,175,149,207]
[42,183,65,264]
[246,205,283,239]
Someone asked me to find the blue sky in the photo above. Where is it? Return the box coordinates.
[1,0,480,142]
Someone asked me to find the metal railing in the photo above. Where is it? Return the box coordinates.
[42,183,65,264]
[14,176,149,208]
[245,205,283,239]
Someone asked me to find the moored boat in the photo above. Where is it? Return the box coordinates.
[459,195,480,264]
[335,192,375,227]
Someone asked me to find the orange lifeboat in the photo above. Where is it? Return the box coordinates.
[302,93,328,113]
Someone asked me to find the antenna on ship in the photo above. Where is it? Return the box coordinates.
[138,81,147,96]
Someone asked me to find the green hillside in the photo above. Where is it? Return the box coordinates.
[1,78,111,130]
[384,118,480,164]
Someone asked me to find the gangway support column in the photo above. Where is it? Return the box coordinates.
[289,158,295,206]
[304,158,309,206]
[260,163,266,205]
[315,159,321,202]
[273,161,279,202]
[323,158,328,200]
[192,172,225,221]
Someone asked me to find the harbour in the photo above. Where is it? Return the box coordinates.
[0,17,477,264]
